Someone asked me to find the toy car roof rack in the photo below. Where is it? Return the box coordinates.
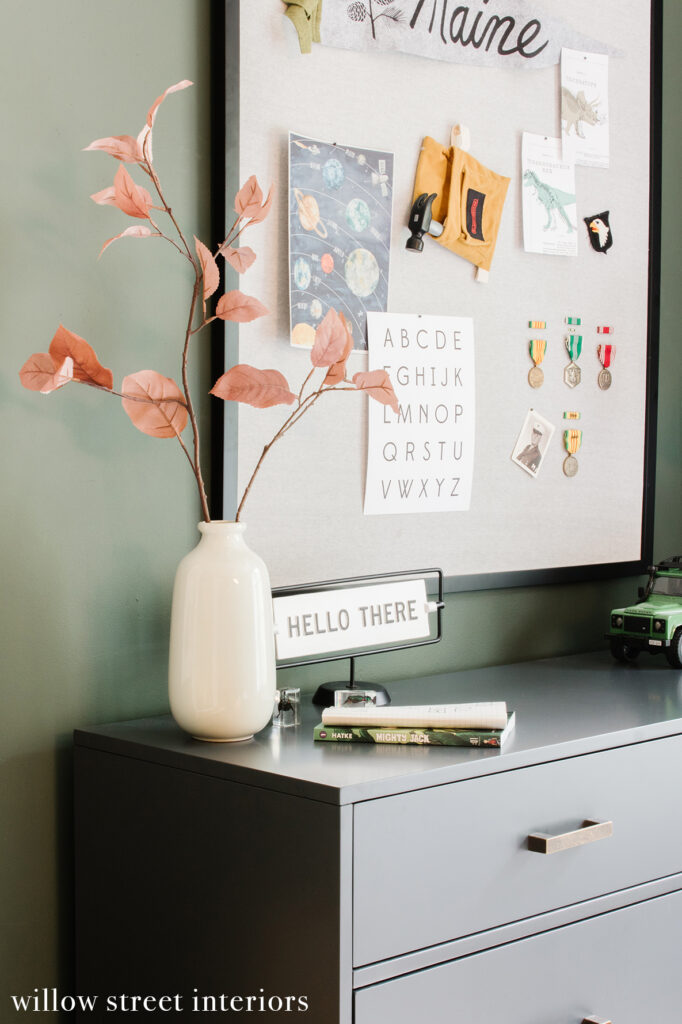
[656,555,682,570]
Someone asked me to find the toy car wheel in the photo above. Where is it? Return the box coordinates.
[665,628,682,669]
[609,637,640,663]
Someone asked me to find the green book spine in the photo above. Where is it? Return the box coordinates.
[313,722,507,747]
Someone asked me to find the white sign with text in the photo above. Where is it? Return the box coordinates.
[364,312,475,515]
[273,580,430,660]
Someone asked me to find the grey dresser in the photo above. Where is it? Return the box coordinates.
[74,652,682,1022]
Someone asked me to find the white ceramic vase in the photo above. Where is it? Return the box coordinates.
[168,521,276,742]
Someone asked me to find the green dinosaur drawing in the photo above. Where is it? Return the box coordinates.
[523,170,576,233]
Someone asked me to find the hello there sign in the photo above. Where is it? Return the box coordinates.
[272,579,433,660]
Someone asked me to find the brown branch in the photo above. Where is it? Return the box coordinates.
[140,135,211,522]
[235,381,358,521]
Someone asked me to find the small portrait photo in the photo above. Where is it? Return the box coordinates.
[511,409,555,478]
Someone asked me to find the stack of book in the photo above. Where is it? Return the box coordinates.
[314,701,515,748]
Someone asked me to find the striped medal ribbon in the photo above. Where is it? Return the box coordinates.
[597,343,615,390]
[563,428,582,477]
[528,338,546,388]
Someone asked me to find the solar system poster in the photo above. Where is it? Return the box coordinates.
[289,132,394,351]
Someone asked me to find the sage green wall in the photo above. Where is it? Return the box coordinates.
[0,0,679,1011]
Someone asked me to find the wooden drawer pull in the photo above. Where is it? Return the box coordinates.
[581,1017,612,1023]
[527,819,613,854]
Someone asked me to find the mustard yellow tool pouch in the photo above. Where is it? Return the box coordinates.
[413,136,510,274]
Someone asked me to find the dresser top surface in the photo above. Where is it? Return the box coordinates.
[75,652,682,804]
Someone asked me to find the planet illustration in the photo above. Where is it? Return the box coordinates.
[293,257,312,291]
[320,253,334,274]
[345,198,371,232]
[345,248,380,298]
[294,188,328,238]
[291,322,317,349]
[322,158,344,190]
[310,299,323,320]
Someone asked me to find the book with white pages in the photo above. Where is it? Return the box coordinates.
[321,701,508,731]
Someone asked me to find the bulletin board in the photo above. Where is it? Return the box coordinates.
[217,0,660,591]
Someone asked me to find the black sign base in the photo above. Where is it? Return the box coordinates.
[312,680,391,708]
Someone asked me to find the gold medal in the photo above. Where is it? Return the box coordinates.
[528,365,544,388]
[528,339,546,388]
[563,428,582,476]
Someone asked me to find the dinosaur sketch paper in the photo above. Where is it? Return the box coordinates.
[561,49,609,168]
[522,133,578,257]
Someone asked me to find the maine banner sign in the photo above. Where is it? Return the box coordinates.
[320,0,616,70]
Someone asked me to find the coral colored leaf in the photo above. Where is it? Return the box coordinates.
[113,165,153,219]
[215,290,268,323]
[220,245,256,274]
[145,80,193,129]
[83,135,143,163]
[121,370,188,439]
[90,186,117,206]
[246,185,273,225]
[19,353,74,393]
[99,225,155,258]
[210,365,296,409]
[234,175,263,218]
[48,325,113,389]
[311,309,349,368]
[194,237,220,300]
[352,370,399,413]
[323,312,354,385]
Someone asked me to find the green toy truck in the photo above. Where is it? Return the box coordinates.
[607,556,682,668]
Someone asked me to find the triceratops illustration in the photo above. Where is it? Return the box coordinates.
[562,88,601,139]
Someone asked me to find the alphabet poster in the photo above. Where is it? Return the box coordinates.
[289,132,394,351]
[363,312,475,515]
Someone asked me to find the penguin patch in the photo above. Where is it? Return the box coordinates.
[584,211,613,254]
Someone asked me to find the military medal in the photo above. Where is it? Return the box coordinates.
[528,338,546,388]
[563,333,582,388]
[563,428,582,476]
[597,343,615,390]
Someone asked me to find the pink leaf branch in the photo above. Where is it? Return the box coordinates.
[210,366,296,409]
[121,371,188,438]
[215,290,268,323]
[99,225,160,258]
[48,325,113,388]
[19,353,74,394]
[220,245,256,274]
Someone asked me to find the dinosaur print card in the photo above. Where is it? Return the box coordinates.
[522,133,578,257]
[561,49,609,168]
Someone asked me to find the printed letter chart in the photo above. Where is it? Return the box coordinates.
[364,312,475,515]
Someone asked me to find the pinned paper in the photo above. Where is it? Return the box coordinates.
[511,409,555,478]
[561,49,609,168]
[288,132,394,350]
[522,133,577,256]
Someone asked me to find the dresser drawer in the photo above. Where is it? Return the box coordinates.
[355,888,682,1023]
[353,736,682,966]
